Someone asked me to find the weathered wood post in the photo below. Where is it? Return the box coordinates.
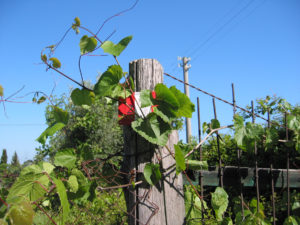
[123,59,185,225]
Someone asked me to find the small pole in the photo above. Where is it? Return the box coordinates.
[285,112,290,218]
[232,83,244,218]
[251,101,260,212]
[197,97,205,224]
[212,97,223,188]
[268,110,276,225]
[178,56,192,143]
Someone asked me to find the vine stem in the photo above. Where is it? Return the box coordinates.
[33,202,58,225]
[184,125,233,159]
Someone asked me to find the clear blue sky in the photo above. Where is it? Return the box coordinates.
[1,0,299,163]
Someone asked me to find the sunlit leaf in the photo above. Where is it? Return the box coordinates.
[74,17,80,26]
[80,35,97,54]
[54,148,76,170]
[8,201,34,225]
[41,54,47,63]
[211,187,229,221]
[71,88,95,106]
[186,160,208,170]
[0,85,3,97]
[101,35,132,57]
[36,122,65,145]
[67,175,79,193]
[174,144,186,175]
[211,119,220,129]
[37,96,46,104]
[143,163,161,186]
[131,113,172,146]
[53,178,70,224]
[49,57,61,68]
[53,106,69,124]
[94,65,123,97]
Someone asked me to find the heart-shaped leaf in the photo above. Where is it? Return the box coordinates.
[71,88,95,106]
[143,163,161,186]
[101,36,132,57]
[54,148,76,169]
[94,65,123,97]
[80,35,97,55]
[131,113,172,146]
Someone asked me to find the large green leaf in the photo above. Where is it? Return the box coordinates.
[36,122,65,145]
[131,113,172,146]
[154,84,179,109]
[143,163,161,186]
[80,35,97,54]
[186,160,208,171]
[54,148,76,169]
[140,89,152,108]
[174,144,186,175]
[101,36,132,57]
[233,114,247,146]
[53,106,69,124]
[94,65,123,97]
[211,187,229,221]
[53,178,70,224]
[169,86,195,118]
[283,216,300,225]
[7,173,49,203]
[8,201,34,225]
[71,88,95,106]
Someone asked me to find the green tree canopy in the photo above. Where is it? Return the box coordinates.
[0,149,8,165]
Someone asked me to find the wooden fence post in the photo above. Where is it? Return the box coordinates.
[122,59,185,225]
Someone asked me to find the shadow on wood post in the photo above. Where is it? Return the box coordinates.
[122,59,185,225]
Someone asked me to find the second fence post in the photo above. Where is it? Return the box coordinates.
[123,58,185,225]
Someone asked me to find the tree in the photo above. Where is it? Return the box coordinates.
[0,149,7,165]
[11,151,20,168]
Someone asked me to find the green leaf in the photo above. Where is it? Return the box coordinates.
[169,86,195,118]
[140,89,152,108]
[53,178,70,224]
[0,219,8,225]
[8,201,34,225]
[131,113,172,146]
[37,96,46,104]
[202,122,209,134]
[233,114,247,146]
[154,84,179,109]
[41,54,47,63]
[49,57,61,68]
[71,88,95,106]
[7,173,49,203]
[36,122,65,145]
[67,175,79,193]
[265,126,279,151]
[54,148,76,169]
[211,119,220,129]
[74,17,80,26]
[174,144,186,175]
[53,106,69,124]
[284,216,299,225]
[80,35,97,54]
[94,65,123,97]
[288,115,300,131]
[143,163,162,186]
[0,85,3,97]
[211,187,229,221]
[184,187,207,223]
[186,160,208,170]
[101,35,132,57]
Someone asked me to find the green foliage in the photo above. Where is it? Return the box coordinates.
[36,122,65,145]
[283,216,300,225]
[186,160,208,171]
[71,88,95,106]
[0,150,7,165]
[71,17,80,34]
[80,35,97,54]
[143,163,162,186]
[101,35,132,57]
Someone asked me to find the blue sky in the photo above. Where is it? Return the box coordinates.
[0,0,299,162]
